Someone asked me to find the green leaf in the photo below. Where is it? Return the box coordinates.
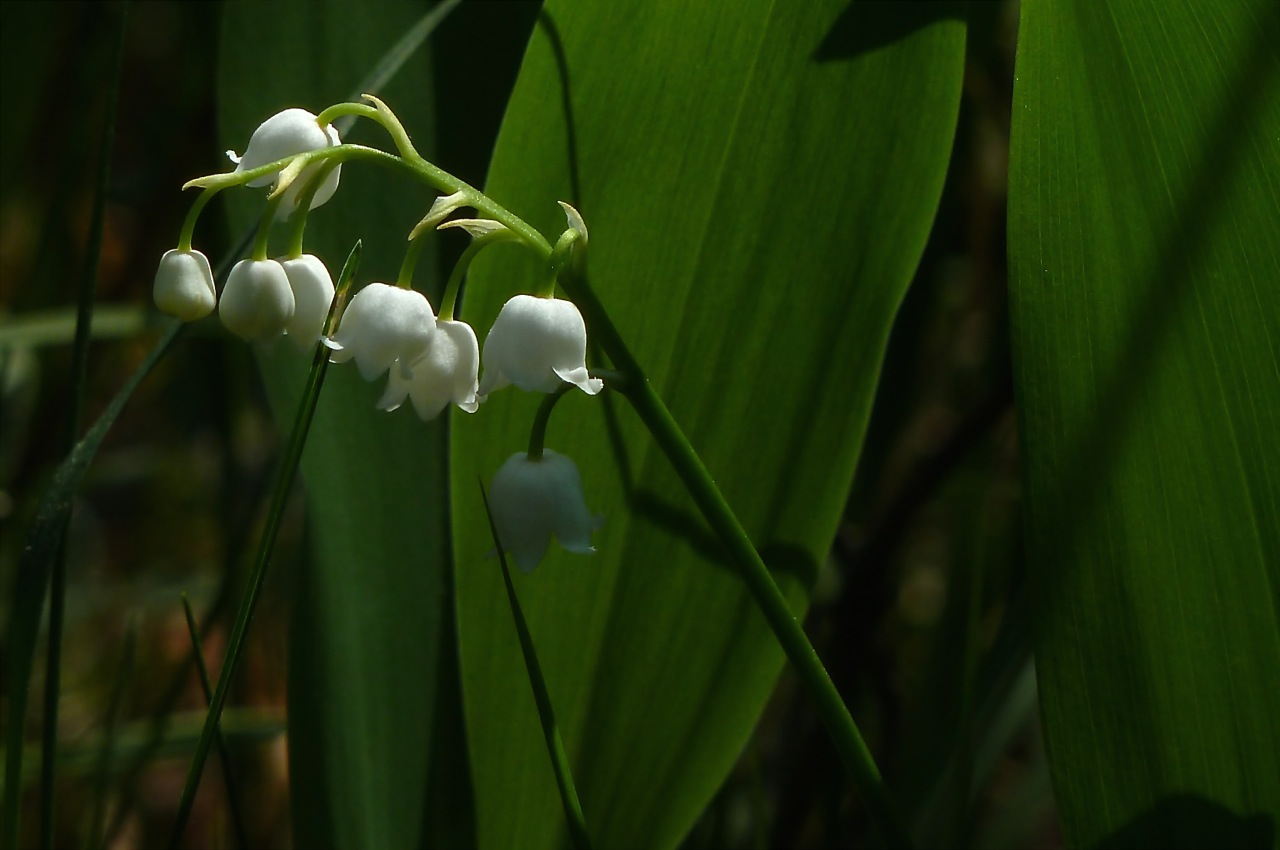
[1008,1,1280,846]
[216,3,469,847]
[452,2,965,848]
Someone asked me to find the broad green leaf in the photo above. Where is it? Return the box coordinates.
[1009,1,1280,846]
[452,2,965,848]
[217,4,468,847]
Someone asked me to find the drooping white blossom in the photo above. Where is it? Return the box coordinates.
[478,294,602,397]
[218,258,295,341]
[378,319,480,420]
[324,282,436,381]
[227,108,342,214]
[279,254,335,351]
[153,249,216,321]
[488,449,600,573]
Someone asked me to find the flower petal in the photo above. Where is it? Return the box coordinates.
[218,259,295,341]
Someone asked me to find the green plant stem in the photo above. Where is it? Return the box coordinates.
[250,194,284,261]
[397,229,428,289]
[167,242,358,848]
[479,485,593,850]
[623,379,907,846]
[177,189,219,253]
[180,596,249,850]
[439,235,500,321]
[527,384,572,459]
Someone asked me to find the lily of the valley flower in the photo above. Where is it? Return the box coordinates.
[324,282,436,381]
[219,258,295,341]
[228,108,342,215]
[153,249,216,321]
[478,294,603,397]
[378,319,480,420]
[488,449,600,573]
[279,254,335,351]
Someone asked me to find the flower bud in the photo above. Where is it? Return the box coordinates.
[219,258,295,341]
[489,449,600,573]
[324,282,436,381]
[378,319,480,420]
[279,254,335,351]
[153,249,216,321]
[227,108,342,213]
[478,294,602,397]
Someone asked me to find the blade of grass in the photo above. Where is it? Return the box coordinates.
[478,482,593,850]
[39,5,129,845]
[3,214,255,850]
[180,595,249,850]
[87,620,136,850]
[167,241,360,847]
[1,321,180,848]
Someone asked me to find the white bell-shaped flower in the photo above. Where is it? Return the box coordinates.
[478,294,603,397]
[324,282,436,381]
[218,258,295,341]
[153,249,216,321]
[227,108,342,213]
[378,319,480,420]
[279,254,335,351]
[488,449,601,573]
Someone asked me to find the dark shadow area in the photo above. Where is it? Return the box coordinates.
[814,0,966,62]
[431,0,542,290]
[626,490,819,589]
[1093,795,1275,850]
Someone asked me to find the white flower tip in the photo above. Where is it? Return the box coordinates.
[413,191,469,236]
[226,149,242,165]
[218,258,295,341]
[554,366,603,395]
[558,201,588,245]
[153,249,217,322]
[321,336,344,351]
[438,218,510,240]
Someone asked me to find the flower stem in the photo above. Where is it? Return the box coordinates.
[285,161,339,259]
[178,189,218,253]
[280,100,909,845]
[527,384,573,460]
[479,483,593,850]
[438,233,508,322]
[397,229,428,289]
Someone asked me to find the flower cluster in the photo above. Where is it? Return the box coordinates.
[155,103,603,572]
[153,107,341,346]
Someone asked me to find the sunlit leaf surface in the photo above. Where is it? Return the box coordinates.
[452,1,966,847]
[1009,1,1280,845]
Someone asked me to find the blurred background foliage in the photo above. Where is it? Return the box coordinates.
[2,0,1052,847]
